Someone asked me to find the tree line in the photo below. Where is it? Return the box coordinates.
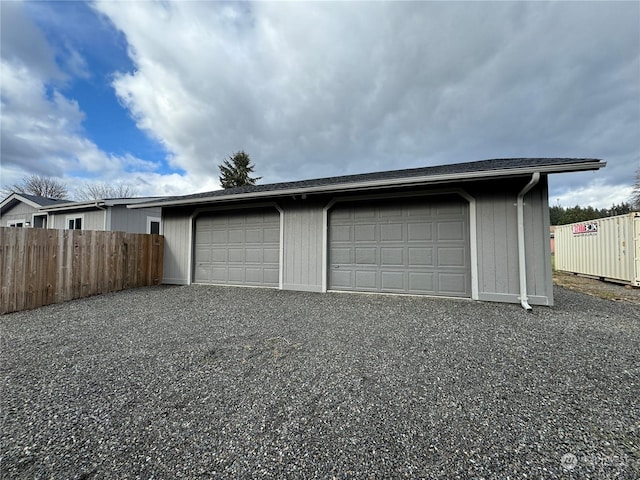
[549,203,635,226]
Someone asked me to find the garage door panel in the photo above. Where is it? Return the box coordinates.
[408,223,432,241]
[437,204,464,216]
[355,247,377,264]
[380,206,403,218]
[355,270,377,289]
[245,248,263,263]
[211,267,227,283]
[332,225,352,242]
[329,196,470,297]
[194,208,280,287]
[263,248,280,264]
[408,247,433,266]
[409,272,434,293]
[381,271,405,290]
[355,208,376,219]
[381,247,403,266]
[438,273,467,295]
[245,229,263,243]
[438,222,464,241]
[263,268,279,284]
[264,227,280,243]
[330,270,352,288]
[381,224,403,241]
[211,248,227,262]
[212,230,227,244]
[331,247,352,264]
[229,230,245,243]
[355,224,376,241]
[439,247,467,267]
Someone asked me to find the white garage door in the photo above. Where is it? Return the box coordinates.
[328,196,471,296]
[194,208,280,287]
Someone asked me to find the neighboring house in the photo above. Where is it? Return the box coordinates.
[1,194,162,234]
[133,158,606,308]
[550,225,556,255]
[0,193,66,228]
[38,198,162,234]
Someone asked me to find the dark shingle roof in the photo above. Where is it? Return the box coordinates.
[17,193,68,207]
[134,157,604,208]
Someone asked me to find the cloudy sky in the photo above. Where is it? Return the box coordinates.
[1,1,638,207]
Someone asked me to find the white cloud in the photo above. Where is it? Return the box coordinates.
[94,0,639,203]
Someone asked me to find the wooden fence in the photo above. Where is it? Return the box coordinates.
[0,227,164,314]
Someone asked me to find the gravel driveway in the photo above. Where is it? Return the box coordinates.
[1,285,638,479]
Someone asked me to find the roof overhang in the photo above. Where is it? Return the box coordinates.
[130,159,606,209]
[40,197,160,213]
[0,193,48,211]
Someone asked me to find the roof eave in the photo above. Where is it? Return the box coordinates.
[130,160,606,209]
[40,200,107,212]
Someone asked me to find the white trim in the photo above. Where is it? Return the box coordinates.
[188,202,283,288]
[321,199,338,292]
[146,216,162,234]
[105,208,112,231]
[0,193,46,210]
[31,213,49,229]
[131,161,606,209]
[321,188,477,298]
[6,218,26,227]
[65,213,84,230]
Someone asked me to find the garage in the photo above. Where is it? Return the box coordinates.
[328,195,471,296]
[193,208,280,287]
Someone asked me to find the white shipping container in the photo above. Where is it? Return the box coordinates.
[555,212,640,287]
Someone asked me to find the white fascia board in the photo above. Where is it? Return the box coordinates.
[40,200,106,212]
[129,161,606,209]
[0,194,44,210]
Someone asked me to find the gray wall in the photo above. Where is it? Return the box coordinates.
[1,202,40,225]
[160,175,554,306]
[49,209,106,230]
[471,176,553,306]
[110,206,162,233]
[162,208,192,285]
[281,200,324,292]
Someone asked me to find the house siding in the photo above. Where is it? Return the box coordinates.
[471,176,553,306]
[281,200,324,292]
[110,206,162,233]
[1,202,39,224]
[49,209,106,230]
[162,208,193,285]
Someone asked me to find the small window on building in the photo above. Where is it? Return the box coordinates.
[147,216,161,234]
[67,217,82,230]
[8,221,24,227]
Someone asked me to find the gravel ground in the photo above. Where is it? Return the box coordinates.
[1,285,639,479]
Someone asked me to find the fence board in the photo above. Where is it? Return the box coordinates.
[0,228,164,314]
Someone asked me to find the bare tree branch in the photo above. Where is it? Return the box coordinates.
[1,175,69,199]
[74,181,139,201]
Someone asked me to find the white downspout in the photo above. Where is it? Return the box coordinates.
[516,172,540,311]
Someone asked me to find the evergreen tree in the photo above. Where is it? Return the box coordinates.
[218,151,261,189]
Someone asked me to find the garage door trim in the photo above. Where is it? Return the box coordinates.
[189,202,284,288]
[321,189,478,299]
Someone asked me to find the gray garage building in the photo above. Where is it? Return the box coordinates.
[132,158,605,308]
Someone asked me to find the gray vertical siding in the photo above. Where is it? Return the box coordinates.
[162,209,192,285]
[282,201,324,292]
[49,209,105,231]
[110,206,162,233]
[472,177,553,306]
[1,203,40,224]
